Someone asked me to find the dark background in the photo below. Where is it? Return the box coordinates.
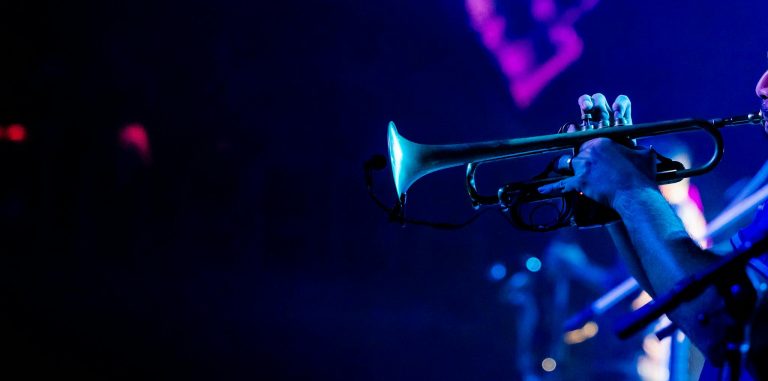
[0,0,767,379]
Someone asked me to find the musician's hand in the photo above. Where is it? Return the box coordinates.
[567,93,632,130]
[539,94,657,206]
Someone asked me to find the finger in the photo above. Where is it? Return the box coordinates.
[577,94,594,130]
[612,95,632,126]
[569,154,591,172]
[609,142,657,176]
[578,137,613,154]
[613,141,653,160]
[581,138,650,164]
[631,144,653,156]
[591,93,611,127]
[554,154,573,173]
[537,181,559,195]
[559,122,580,133]
[560,176,582,193]
[538,178,571,195]
[578,94,594,116]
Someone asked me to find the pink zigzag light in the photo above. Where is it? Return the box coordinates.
[466,0,600,109]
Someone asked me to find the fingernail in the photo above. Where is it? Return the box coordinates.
[538,186,550,194]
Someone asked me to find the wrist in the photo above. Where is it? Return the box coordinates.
[611,185,691,244]
[610,185,664,215]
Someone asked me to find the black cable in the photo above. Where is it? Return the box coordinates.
[364,155,491,230]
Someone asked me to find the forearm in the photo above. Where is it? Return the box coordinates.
[612,187,716,291]
[605,222,656,295]
[611,186,741,363]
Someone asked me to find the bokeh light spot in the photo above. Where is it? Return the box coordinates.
[120,123,151,163]
[526,256,542,272]
[6,124,26,142]
[489,263,507,281]
[541,357,557,372]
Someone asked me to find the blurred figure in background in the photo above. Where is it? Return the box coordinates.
[496,231,641,381]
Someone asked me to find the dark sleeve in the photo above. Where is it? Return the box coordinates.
[738,203,768,378]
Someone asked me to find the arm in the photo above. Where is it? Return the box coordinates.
[540,93,750,363]
[611,186,715,295]
[605,221,655,294]
[611,185,740,362]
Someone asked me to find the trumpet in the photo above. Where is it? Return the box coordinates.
[388,113,763,213]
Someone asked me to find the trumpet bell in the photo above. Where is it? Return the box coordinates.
[389,121,462,200]
[388,121,419,199]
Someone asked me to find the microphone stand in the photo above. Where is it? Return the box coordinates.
[562,277,639,331]
[614,234,768,381]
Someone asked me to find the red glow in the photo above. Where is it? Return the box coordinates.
[120,123,151,163]
[6,124,26,142]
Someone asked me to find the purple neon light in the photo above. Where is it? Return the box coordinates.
[466,0,600,108]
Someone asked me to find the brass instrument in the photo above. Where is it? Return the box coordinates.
[388,113,763,219]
